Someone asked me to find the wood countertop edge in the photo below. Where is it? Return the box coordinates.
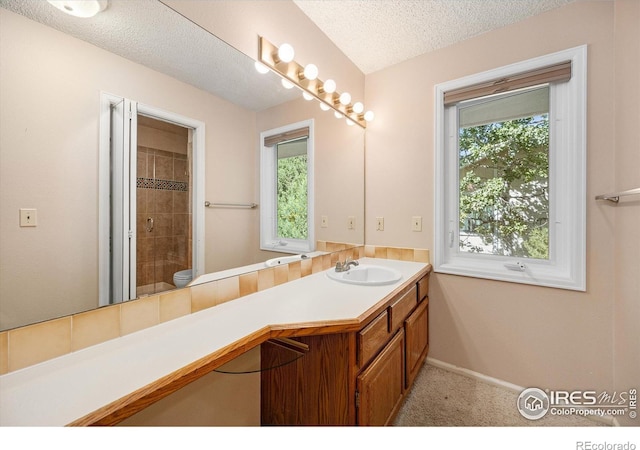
[67,326,272,426]
[68,264,432,426]
[354,264,432,327]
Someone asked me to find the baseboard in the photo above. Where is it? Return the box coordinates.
[426,357,525,393]
[425,357,617,427]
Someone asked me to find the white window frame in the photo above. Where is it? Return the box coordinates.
[260,119,315,254]
[434,46,587,291]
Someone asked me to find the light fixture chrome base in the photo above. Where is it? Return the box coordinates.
[258,36,367,129]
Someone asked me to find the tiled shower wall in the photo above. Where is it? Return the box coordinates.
[136,147,192,290]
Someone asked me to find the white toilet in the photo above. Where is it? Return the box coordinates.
[173,269,193,288]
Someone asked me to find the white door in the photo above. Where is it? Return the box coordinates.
[99,93,205,306]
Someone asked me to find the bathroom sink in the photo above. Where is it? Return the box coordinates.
[326,265,402,286]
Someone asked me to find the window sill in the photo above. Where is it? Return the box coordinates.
[434,258,585,291]
[260,242,313,255]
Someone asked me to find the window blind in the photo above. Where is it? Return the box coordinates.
[459,85,549,128]
[263,127,309,147]
[444,61,571,106]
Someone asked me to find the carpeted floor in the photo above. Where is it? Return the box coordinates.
[393,363,609,427]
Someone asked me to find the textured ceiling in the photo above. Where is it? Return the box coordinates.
[293,0,578,74]
[1,0,585,110]
[0,0,296,111]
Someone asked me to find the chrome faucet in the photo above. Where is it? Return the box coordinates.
[335,257,359,272]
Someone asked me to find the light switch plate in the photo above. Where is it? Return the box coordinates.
[376,217,384,231]
[347,216,355,230]
[20,208,37,227]
[411,216,422,232]
[321,215,329,228]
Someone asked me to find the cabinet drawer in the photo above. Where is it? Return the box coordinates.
[358,310,390,368]
[389,285,417,333]
[418,275,429,303]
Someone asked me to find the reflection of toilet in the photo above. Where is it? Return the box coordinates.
[173,269,193,288]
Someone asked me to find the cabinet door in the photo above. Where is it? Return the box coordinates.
[405,298,429,389]
[356,329,405,426]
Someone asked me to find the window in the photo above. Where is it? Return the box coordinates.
[434,46,587,291]
[260,120,314,253]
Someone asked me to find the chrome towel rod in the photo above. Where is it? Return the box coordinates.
[204,201,258,209]
[595,187,640,203]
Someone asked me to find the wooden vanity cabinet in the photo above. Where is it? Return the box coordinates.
[405,297,429,388]
[261,271,430,426]
[260,333,352,425]
[356,329,405,426]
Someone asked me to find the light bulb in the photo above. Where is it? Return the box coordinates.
[339,92,351,105]
[302,64,319,81]
[47,0,108,18]
[277,43,295,63]
[319,103,330,111]
[281,78,294,89]
[364,111,375,122]
[254,61,269,74]
[302,91,314,101]
[322,79,336,94]
[346,118,355,126]
[352,102,364,114]
[334,111,343,119]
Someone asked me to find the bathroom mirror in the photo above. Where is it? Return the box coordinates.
[0,0,364,331]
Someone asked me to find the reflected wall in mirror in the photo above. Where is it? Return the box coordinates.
[0,0,364,331]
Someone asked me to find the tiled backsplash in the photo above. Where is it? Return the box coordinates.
[0,244,429,374]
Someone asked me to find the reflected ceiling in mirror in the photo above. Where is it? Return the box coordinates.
[0,0,297,111]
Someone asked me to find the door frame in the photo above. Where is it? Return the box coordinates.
[98,92,205,306]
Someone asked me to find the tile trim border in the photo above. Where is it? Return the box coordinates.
[0,243,429,374]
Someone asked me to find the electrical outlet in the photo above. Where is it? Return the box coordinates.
[19,208,37,227]
[411,216,422,232]
[376,217,384,231]
[347,216,355,230]
[321,215,329,228]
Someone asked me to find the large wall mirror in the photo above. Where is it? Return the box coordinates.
[0,0,365,331]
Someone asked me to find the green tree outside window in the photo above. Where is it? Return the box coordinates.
[277,154,308,240]
[459,115,549,259]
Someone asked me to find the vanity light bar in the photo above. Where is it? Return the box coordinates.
[258,36,371,129]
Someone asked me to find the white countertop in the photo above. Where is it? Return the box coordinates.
[0,258,428,426]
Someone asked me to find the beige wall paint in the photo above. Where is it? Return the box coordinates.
[162,0,365,103]
[119,346,260,426]
[613,0,640,427]
[256,97,365,248]
[0,9,258,329]
[365,1,620,392]
[3,0,636,427]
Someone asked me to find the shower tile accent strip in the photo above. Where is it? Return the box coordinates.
[0,243,430,374]
[136,177,188,192]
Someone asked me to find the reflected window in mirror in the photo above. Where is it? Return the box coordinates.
[260,120,315,254]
